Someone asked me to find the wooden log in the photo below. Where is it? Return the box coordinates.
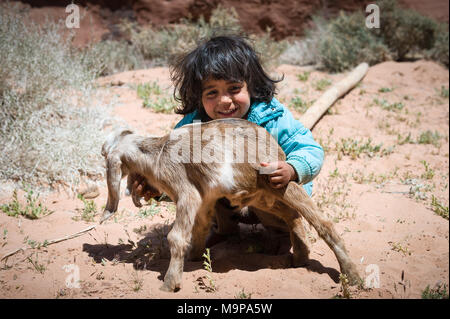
[300,62,369,130]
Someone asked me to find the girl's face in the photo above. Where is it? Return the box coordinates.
[201,78,251,120]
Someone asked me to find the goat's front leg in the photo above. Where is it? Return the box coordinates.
[100,155,122,224]
[161,193,202,292]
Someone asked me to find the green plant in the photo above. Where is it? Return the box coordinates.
[143,96,177,113]
[75,194,97,222]
[335,137,391,160]
[337,274,351,299]
[138,200,160,218]
[314,78,332,91]
[315,12,390,72]
[26,238,49,249]
[431,195,449,220]
[378,87,393,93]
[299,0,447,72]
[377,0,439,60]
[351,169,398,185]
[0,185,52,219]
[200,248,217,292]
[27,254,46,274]
[429,24,449,67]
[297,71,311,82]
[422,283,449,299]
[131,271,144,292]
[137,81,162,98]
[417,130,443,147]
[137,80,176,113]
[373,98,404,112]
[397,133,414,145]
[388,241,412,255]
[439,86,449,98]
[420,160,435,180]
[289,96,311,113]
[235,288,252,299]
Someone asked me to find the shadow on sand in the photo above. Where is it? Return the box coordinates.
[83,222,340,284]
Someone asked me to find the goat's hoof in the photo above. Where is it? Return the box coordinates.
[347,272,362,286]
[160,280,180,292]
[99,211,114,224]
[343,265,362,286]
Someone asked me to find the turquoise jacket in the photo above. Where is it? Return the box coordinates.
[174,98,324,196]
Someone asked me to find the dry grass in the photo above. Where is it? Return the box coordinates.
[0,5,116,190]
[87,5,286,76]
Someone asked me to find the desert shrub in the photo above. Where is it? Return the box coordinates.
[125,5,244,61]
[316,13,391,72]
[284,0,448,71]
[86,5,285,75]
[422,283,449,299]
[429,23,449,67]
[0,5,114,188]
[82,39,145,77]
[279,37,319,66]
[376,0,439,60]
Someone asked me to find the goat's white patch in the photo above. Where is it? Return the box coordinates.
[218,163,235,191]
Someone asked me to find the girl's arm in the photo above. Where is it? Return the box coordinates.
[273,109,324,185]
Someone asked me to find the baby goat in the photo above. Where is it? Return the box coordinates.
[100,118,361,291]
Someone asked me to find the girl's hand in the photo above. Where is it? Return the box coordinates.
[131,174,162,202]
[260,161,298,189]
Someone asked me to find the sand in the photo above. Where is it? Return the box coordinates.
[0,60,448,299]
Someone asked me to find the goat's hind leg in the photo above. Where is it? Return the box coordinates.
[250,205,310,267]
[280,183,361,285]
[189,202,215,261]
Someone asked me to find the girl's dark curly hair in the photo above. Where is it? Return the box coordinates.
[170,35,282,115]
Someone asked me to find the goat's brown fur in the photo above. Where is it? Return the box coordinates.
[101,119,361,291]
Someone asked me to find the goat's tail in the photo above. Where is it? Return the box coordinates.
[100,154,123,224]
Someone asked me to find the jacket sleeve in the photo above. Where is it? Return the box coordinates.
[275,109,324,184]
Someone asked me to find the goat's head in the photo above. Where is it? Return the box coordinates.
[101,128,134,158]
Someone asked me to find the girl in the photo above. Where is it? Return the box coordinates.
[132,35,324,242]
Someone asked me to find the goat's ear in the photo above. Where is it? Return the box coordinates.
[102,128,134,157]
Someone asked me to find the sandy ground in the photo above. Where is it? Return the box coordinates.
[0,60,448,299]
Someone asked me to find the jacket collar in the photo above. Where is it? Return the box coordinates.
[247,97,284,125]
[191,97,284,125]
